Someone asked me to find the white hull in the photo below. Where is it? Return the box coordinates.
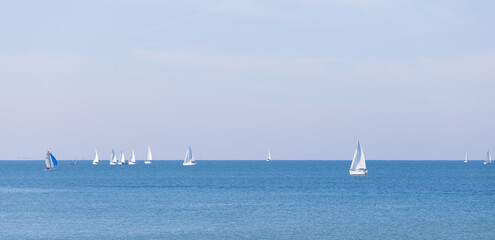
[183,162,196,166]
[144,161,152,164]
[128,162,136,165]
[92,162,98,165]
[484,162,488,165]
[464,160,467,163]
[349,169,367,175]
[266,160,270,162]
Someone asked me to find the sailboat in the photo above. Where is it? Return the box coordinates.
[349,141,367,175]
[267,151,271,162]
[183,146,196,166]
[118,150,126,165]
[45,150,58,169]
[109,149,117,165]
[464,152,468,163]
[93,149,99,165]
[128,150,136,165]
[484,150,492,165]
[144,145,152,164]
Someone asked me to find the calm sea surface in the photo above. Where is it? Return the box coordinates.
[0,160,494,239]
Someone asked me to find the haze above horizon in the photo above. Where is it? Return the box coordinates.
[1,0,494,160]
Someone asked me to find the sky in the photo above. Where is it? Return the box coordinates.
[0,0,494,160]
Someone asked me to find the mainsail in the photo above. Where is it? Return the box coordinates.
[145,145,152,164]
[118,150,125,165]
[485,151,492,164]
[93,149,99,165]
[45,151,58,169]
[129,150,136,165]
[110,149,117,165]
[267,151,271,161]
[464,152,468,163]
[349,141,366,173]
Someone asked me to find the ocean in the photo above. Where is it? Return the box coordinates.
[0,160,493,239]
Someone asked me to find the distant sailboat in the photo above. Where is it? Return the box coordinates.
[145,145,152,164]
[45,150,58,169]
[464,152,468,163]
[484,150,492,165]
[183,146,196,166]
[349,141,367,175]
[118,150,126,165]
[129,150,136,165]
[110,149,117,165]
[93,149,99,165]
[267,151,271,162]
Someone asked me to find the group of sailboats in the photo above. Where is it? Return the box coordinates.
[463,151,492,164]
[91,145,198,166]
[93,146,152,165]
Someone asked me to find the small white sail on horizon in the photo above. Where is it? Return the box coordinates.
[464,152,468,163]
[129,150,136,165]
[110,149,117,165]
[118,150,126,165]
[267,151,271,162]
[145,145,152,164]
[484,150,492,165]
[93,149,99,165]
[183,146,196,166]
[349,141,367,175]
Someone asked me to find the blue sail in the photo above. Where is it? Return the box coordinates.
[50,153,58,166]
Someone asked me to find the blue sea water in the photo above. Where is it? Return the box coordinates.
[0,160,494,239]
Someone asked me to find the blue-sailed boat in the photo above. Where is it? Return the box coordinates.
[45,151,58,169]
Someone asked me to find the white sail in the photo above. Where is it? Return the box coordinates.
[485,150,492,164]
[45,151,54,169]
[464,152,468,163]
[118,150,125,165]
[110,149,117,165]
[267,151,271,162]
[349,141,367,175]
[145,145,152,164]
[129,150,136,165]
[93,149,99,165]
[183,146,196,166]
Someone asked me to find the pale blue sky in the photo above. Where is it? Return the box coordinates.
[1,0,494,160]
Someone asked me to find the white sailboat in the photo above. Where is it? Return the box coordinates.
[129,150,136,165]
[484,150,492,165]
[464,152,468,163]
[118,150,126,165]
[110,149,117,165]
[267,151,271,162]
[349,141,367,175]
[45,150,58,169]
[93,149,99,165]
[145,145,152,164]
[183,146,196,166]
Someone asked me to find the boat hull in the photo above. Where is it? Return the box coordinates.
[144,161,152,164]
[349,170,367,175]
[183,162,196,166]
[128,162,136,165]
